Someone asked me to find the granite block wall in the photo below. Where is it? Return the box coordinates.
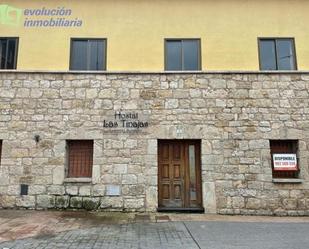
[0,72,309,215]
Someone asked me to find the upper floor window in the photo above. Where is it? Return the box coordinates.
[70,39,106,71]
[165,39,201,71]
[0,140,2,166]
[0,38,18,69]
[259,38,296,70]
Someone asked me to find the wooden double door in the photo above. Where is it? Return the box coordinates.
[158,140,203,211]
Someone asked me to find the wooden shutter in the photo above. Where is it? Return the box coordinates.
[67,140,93,177]
[270,140,298,178]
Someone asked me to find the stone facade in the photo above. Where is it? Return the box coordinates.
[1,72,309,215]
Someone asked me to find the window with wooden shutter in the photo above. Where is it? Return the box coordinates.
[270,140,299,178]
[67,140,93,178]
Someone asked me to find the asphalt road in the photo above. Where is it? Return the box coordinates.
[1,221,309,249]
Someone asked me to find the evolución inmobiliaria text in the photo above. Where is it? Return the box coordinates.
[24,7,83,27]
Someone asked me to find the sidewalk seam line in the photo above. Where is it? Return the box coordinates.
[183,222,202,249]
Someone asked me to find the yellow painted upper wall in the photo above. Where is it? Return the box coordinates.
[1,0,309,71]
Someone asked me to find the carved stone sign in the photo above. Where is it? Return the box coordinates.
[106,185,120,196]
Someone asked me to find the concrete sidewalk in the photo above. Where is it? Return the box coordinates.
[2,222,309,249]
[1,210,309,243]
[0,210,134,242]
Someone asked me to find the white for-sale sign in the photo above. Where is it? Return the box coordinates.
[273,154,298,171]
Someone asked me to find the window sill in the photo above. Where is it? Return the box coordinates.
[64,177,92,183]
[272,178,303,184]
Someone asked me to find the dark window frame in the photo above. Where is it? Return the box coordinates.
[164,38,201,71]
[258,37,297,71]
[66,140,94,178]
[0,140,2,166]
[0,37,19,70]
[69,38,107,71]
[270,140,299,179]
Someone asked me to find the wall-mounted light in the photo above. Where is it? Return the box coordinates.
[34,134,40,143]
